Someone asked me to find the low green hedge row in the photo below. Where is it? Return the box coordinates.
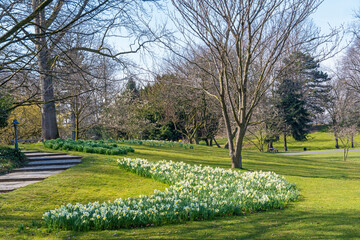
[117,139,194,149]
[43,139,134,155]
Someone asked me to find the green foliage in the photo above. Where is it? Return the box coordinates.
[272,52,331,142]
[0,146,27,175]
[282,51,331,116]
[0,93,13,129]
[144,122,182,141]
[277,88,311,141]
[43,139,134,155]
[117,139,194,149]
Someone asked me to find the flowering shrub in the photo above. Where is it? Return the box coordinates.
[43,139,134,155]
[117,139,194,149]
[43,158,298,231]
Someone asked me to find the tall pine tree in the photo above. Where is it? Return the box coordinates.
[276,52,331,150]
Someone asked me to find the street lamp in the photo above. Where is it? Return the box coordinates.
[12,119,19,150]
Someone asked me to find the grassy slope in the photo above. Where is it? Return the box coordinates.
[0,141,360,239]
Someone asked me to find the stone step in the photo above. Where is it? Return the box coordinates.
[21,150,40,154]
[0,181,40,193]
[12,164,78,172]
[27,155,82,161]
[24,152,68,157]
[0,170,64,182]
[27,159,82,166]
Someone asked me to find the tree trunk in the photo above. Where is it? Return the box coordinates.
[351,135,354,148]
[75,112,79,140]
[34,0,59,140]
[268,141,273,151]
[284,132,288,152]
[343,148,349,161]
[224,128,238,149]
[231,151,242,168]
[220,97,237,167]
[38,51,59,140]
[213,138,221,148]
[204,138,209,146]
[335,137,339,149]
[231,127,246,169]
[209,138,213,146]
[71,110,76,140]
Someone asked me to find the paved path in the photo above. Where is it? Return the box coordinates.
[0,151,81,193]
[278,149,360,155]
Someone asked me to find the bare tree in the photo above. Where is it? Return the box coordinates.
[1,0,166,139]
[337,126,357,161]
[170,0,329,168]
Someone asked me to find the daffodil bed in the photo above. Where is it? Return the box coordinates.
[43,158,298,231]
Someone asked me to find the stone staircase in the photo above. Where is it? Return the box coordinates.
[0,151,82,193]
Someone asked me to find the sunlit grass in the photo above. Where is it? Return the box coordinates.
[215,131,360,152]
[0,139,360,239]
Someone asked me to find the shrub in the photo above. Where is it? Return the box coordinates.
[84,147,93,153]
[0,147,27,175]
[52,144,60,150]
[43,139,135,156]
[76,146,84,152]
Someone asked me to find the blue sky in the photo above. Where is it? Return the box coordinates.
[115,0,360,79]
[312,0,360,69]
[313,0,359,32]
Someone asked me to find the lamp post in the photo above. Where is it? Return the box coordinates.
[12,119,19,150]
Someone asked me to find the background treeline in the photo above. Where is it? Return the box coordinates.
[1,1,360,165]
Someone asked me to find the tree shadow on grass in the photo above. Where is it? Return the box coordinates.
[57,208,360,240]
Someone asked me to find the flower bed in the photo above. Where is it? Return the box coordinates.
[43,139,134,155]
[43,158,298,231]
[117,139,194,149]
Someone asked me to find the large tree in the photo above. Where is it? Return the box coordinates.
[1,0,164,139]
[171,0,327,168]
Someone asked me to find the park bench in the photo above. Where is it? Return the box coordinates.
[268,148,278,153]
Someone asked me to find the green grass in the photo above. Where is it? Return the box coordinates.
[1,138,360,239]
[215,131,360,152]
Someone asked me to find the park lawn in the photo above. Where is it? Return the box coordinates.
[0,142,360,239]
[215,131,360,152]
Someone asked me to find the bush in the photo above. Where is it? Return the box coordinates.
[43,139,134,156]
[76,146,84,152]
[84,147,93,153]
[117,139,194,149]
[0,147,27,175]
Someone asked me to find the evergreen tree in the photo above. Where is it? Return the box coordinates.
[275,52,329,147]
[277,81,311,141]
[284,52,331,116]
